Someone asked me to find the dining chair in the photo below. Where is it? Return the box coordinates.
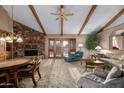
[14,58,41,87]
[0,71,9,87]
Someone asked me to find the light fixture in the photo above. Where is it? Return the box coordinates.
[16,35,23,43]
[78,43,83,51]
[0,34,6,42]
[0,36,6,42]
[78,43,83,47]
[95,46,102,52]
[0,33,23,43]
[5,35,13,43]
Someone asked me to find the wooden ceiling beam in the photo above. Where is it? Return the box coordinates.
[61,17,63,35]
[61,5,64,35]
[28,5,47,35]
[78,5,97,35]
[97,8,124,34]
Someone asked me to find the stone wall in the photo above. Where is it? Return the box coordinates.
[13,21,45,57]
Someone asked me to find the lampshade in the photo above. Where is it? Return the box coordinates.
[95,46,102,50]
[16,36,23,43]
[78,43,83,48]
[7,40,13,43]
[6,36,13,43]
[0,37,6,42]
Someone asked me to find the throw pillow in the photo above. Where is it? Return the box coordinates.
[112,54,124,61]
[118,55,124,61]
[106,66,122,80]
[106,53,113,58]
[84,72,105,83]
[93,68,109,78]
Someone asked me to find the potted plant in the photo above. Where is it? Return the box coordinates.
[85,34,101,55]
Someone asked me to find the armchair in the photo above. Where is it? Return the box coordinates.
[77,67,124,88]
[14,59,41,87]
[77,76,124,88]
[64,51,83,62]
[0,71,9,87]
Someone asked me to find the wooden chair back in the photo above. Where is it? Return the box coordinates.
[32,56,41,72]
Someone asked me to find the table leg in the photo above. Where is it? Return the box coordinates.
[85,63,87,71]
[80,61,82,65]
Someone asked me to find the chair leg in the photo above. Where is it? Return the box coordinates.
[14,73,19,88]
[80,61,82,65]
[5,74,9,87]
[6,75,9,83]
[14,78,19,88]
[37,68,41,79]
[32,75,37,87]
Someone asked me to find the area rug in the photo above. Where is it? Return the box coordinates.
[19,59,85,88]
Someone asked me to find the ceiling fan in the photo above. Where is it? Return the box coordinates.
[51,5,74,21]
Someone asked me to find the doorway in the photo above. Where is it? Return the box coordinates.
[48,38,76,58]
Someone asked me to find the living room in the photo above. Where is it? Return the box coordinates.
[0,5,124,88]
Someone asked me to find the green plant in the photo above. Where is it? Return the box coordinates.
[85,34,101,51]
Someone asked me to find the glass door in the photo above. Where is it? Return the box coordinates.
[48,39,55,58]
[48,38,76,58]
[55,40,62,58]
[68,39,76,55]
[63,40,69,57]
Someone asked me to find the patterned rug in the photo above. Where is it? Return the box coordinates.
[19,59,86,88]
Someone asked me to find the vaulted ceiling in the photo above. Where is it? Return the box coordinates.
[2,5,124,35]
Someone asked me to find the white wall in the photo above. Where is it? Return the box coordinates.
[98,23,124,54]
[98,23,124,50]
[0,6,12,33]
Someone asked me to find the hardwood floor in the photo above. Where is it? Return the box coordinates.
[19,59,85,88]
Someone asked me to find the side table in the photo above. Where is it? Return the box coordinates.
[85,59,105,71]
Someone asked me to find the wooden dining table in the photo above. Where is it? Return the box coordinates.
[0,58,33,87]
[0,58,32,70]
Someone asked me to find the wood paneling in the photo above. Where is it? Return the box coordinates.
[13,21,45,57]
[61,5,64,35]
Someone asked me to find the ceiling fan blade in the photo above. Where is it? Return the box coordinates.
[64,13,74,16]
[56,17,59,20]
[62,16,68,21]
[51,13,60,15]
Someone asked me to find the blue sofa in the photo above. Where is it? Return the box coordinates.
[64,51,83,62]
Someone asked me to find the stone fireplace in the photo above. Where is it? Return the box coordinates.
[13,21,45,57]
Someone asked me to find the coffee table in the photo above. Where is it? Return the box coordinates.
[85,59,105,71]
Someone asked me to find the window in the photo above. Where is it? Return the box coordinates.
[112,36,119,49]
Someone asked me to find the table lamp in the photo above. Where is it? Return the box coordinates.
[95,46,102,52]
[78,43,83,51]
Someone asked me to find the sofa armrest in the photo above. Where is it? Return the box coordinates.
[102,77,124,88]
[77,77,103,88]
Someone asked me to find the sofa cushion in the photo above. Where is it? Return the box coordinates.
[112,54,124,61]
[93,68,109,78]
[106,53,113,58]
[118,55,124,61]
[106,66,122,80]
[82,72,105,83]
[100,58,122,67]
